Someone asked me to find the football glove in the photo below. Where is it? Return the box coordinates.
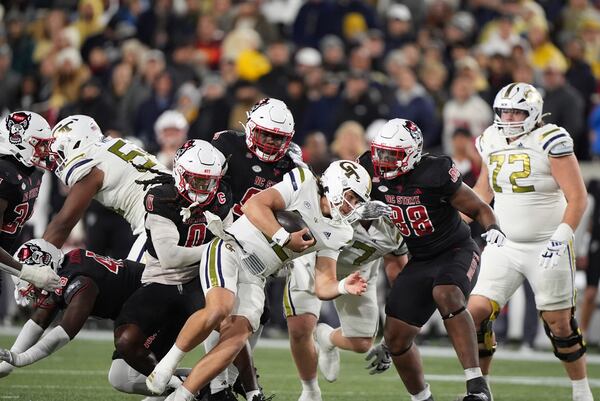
[365,340,391,375]
[356,201,393,221]
[19,264,61,291]
[481,224,506,247]
[539,223,573,269]
[0,361,14,378]
[0,349,15,366]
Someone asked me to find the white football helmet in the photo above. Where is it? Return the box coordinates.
[51,115,104,176]
[493,82,543,138]
[173,139,226,205]
[12,239,64,307]
[371,118,423,179]
[321,160,371,224]
[244,98,295,162]
[0,111,57,170]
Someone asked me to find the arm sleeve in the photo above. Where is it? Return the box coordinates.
[146,213,205,269]
[11,326,70,367]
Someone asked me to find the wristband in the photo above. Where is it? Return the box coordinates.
[485,224,502,233]
[337,278,348,295]
[272,227,291,247]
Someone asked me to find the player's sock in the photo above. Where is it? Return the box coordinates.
[316,324,334,350]
[246,389,261,400]
[482,375,490,385]
[161,345,186,372]
[572,377,593,401]
[172,385,195,401]
[168,375,184,389]
[464,367,483,381]
[301,378,320,393]
[410,383,432,401]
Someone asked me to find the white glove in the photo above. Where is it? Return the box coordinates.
[0,349,16,366]
[0,361,14,378]
[287,142,306,167]
[481,224,506,247]
[356,201,393,221]
[19,264,61,291]
[365,340,391,375]
[539,223,573,269]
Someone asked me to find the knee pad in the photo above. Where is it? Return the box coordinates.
[542,312,587,362]
[108,359,147,394]
[476,300,500,358]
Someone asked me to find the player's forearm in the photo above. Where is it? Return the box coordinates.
[43,213,77,248]
[241,199,281,238]
[0,247,22,275]
[6,326,70,367]
[148,214,204,268]
[562,192,588,231]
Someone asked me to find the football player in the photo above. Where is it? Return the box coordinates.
[111,139,231,390]
[0,111,61,292]
[41,114,168,262]
[358,119,504,401]
[205,97,303,399]
[0,241,187,396]
[468,83,593,401]
[285,214,408,401]
[146,160,375,401]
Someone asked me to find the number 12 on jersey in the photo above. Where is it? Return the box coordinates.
[389,205,434,237]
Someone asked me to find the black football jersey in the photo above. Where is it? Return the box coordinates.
[144,180,233,259]
[0,156,43,253]
[212,130,300,218]
[47,249,144,319]
[358,152,471,259]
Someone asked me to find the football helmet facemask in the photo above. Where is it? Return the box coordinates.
[0,111,57,171]
[493,82,543,138]
[321,160,371,224]
[371,118,423,179]
[244,98,295,162]
[172,139,226,205]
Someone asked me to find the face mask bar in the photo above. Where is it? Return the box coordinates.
[248,124,293,162]
[371,142,410,179]
[29,136,59,171]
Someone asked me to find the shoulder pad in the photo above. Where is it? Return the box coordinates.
[535,124,574,156]
[476,126,497,156]
[145,184,179,217]
[413,155,456,187]
[207,181,234,214]
[58,154,101,187]
[286,167,314,191]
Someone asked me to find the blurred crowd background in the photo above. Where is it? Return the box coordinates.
[1,0,600,350]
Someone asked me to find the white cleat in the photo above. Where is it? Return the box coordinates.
[141,397,167,401]
[314,323,340,382]
[298,390,323,401]
[146,366,175,395]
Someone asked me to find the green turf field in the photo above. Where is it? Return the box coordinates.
[0,335,599,401]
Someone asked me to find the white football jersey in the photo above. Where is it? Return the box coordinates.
[56,137,167,235]
[336,217,407,278]
[476,123,574,242]
[227,167,354,278]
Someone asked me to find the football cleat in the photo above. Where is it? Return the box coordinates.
[207,387,237,401]
[462,393,490,401]
[314,323,340,382]
[249,394,275,401]
[146,367,176,395]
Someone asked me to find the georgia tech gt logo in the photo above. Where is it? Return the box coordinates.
[339,161,360,181]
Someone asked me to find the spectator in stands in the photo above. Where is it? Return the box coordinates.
[0,44,21,113]
[384,3,415,55]
[564,36,597,117]
[330,120,367,161]
[190,74,230,142]
[442,74,493,154]
[195,13,224,71]
[542,62,586,159]
[108,63,135,133]
[292,0,339,48]
[134,70,174,151]
[58,77,116,132]
[450,127,480,188]
[49,47,90,111]
[154,110,189,171]
[320,34,346,73]
[580,179,600,339]
[302,130,334,175]
[334,70,386,131]
[259,39,293,100]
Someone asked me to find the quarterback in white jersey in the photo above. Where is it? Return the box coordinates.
[41,115,167,262]
[468,83,593,401]
[285,216,407,400]
[147,161,375,401]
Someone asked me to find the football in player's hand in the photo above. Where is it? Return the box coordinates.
[275,210,314,241]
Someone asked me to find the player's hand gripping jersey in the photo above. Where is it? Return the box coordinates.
[212,130,305,218]
[55,136,167,235]
[476,123,574,242]
[224,167,354,278]
[358,152,470,259]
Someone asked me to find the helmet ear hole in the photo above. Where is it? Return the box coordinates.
[73,140,81,150]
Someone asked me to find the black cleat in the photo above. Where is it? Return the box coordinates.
[462,393,490,401]
[208,387,238,401]
[249,394,275,401]
[464,377,492,401]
